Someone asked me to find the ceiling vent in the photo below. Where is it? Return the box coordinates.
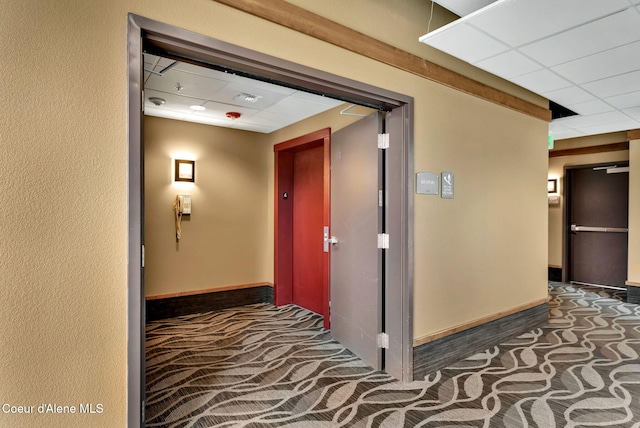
[234,92,262,103]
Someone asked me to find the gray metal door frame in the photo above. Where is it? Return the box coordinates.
[127,13,414,427]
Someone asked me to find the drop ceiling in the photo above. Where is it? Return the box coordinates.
[423,0,640,140]
[143,54,345,133]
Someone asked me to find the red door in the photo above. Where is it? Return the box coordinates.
[292,146,324,314]
[274,129,330,328]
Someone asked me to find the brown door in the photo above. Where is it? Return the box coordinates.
[274,129,330,328]
[567,163,629,287]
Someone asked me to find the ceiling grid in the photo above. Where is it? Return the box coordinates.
[425,0,640,139]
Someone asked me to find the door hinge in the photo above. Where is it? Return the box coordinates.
[141,244,145,268]
[377,233,389,249]
[378,133,389,149]
[141,90,145,113]
[377,333,389,349]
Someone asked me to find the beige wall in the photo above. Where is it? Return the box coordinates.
[1,0,548,425]
[144,116,271,296]
[143,105,371,296]
[548,133,629,268]
[629,138,640,284]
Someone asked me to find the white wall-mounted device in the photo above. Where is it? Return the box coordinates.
[176,194,191,214]
[173,194,191,241]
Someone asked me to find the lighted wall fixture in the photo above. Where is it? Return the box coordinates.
[175,159,195,182]
[548,179,557,194]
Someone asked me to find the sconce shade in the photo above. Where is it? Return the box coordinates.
[175,159,195,182]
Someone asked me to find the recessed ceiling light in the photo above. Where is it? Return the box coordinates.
[190,105,206,111]
[234,92,262,103]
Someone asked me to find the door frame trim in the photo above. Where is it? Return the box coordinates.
[128,13,414,426]
[274,128,331,329]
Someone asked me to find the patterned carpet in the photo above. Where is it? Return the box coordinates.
[145,283,640,427]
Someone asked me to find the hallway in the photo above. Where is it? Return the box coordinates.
[146,283,640,427]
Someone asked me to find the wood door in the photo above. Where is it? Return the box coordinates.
[568,164,629,287]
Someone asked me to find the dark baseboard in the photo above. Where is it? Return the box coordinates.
[628,286,640,305]
[146,285,274,322]
[413,302,549,380]
[548,267,562,282]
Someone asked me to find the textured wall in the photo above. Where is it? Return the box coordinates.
[1,0,549,425]
[144,116,271,296]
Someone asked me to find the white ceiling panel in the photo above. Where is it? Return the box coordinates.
[624,106,640,120]
[511,69,572,93]
[265,96,341,119]
[419,23,509,63]
[146,69,229,100]
[566,99,615,116]
[198,101,259,118]
[469,0,630,48]
[604,91,640,109]
[577,118,640,135]
[421,0,640,140]
[552,40,640,84]
[581,70,640,98]
[247,110,300,130]
[542,86,595,107]
[144,106,189,122]
[432,0,497,17]
[556,110,631,128]
[142,54,347,134]
[475,50,542,78]
[205,82,289,110]
[519,7,640,67]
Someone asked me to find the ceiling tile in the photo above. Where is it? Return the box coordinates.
[605,91,640,109]
[551,40,640,84]
[197,102,259,124]
[146,69,229,100]
[205,82,289,110]
[511,69,572,93]
[233,122,278,133]
[144,106,188,122]
[475,50,543,78]
[432,0,497,17]
[469,0,630,47]
[555,110,630,128]
[581,70,640,98]
[264,96,339,119]
[565,99,615,115]
[519,7,640,67]
[542,86,595,106]
[623,106,640,120]
[248,110,300,129]
[419,23,509,64]
[578,118,640,135]
[289,90,344,107]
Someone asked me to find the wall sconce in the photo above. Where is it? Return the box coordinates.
[547,179,557,194]
[175,159,195,182]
